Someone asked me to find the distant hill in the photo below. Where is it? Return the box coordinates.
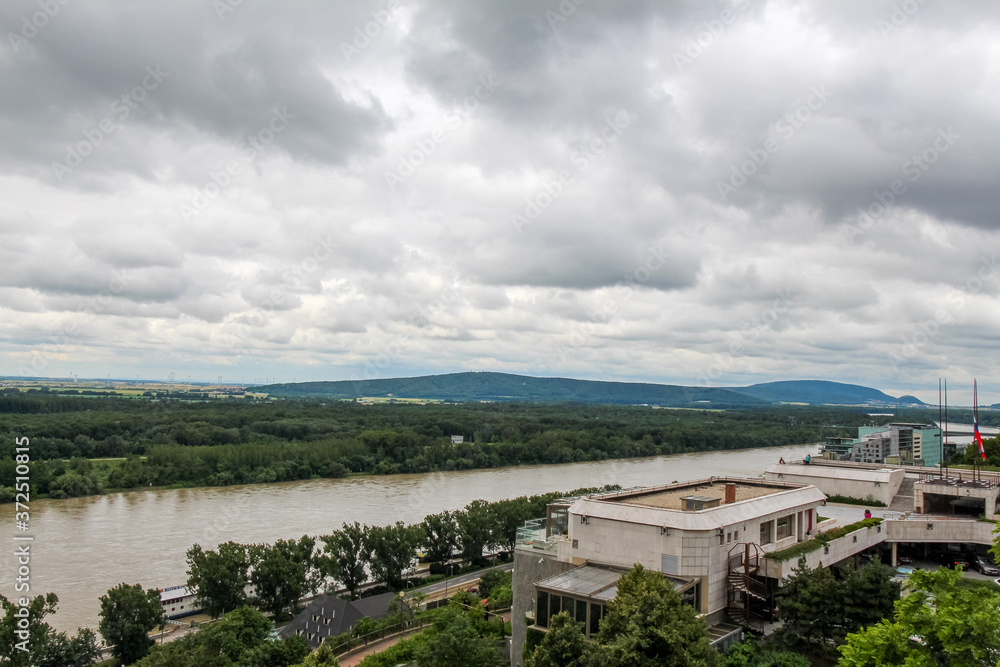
[259,372,924,408]
[260,372,768,407]
[730,380,926,406]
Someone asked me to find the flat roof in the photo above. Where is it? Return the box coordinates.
[536,564,693,602]
[570,477,826,531]
[603,479,791,510]
[764,463,897,483]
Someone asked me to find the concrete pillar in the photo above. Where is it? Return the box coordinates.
[891,542,897,567]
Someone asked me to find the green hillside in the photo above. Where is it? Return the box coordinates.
[730,380,925,406]
[259,372,768,407]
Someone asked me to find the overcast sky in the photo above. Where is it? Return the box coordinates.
[1,0,998,404]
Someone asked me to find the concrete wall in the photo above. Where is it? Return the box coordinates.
[884,518,995,545]
[764,465,903,506]
[511,548,577,666]
[761,521,886,580]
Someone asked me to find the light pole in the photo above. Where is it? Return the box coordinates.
[444,564,454,599]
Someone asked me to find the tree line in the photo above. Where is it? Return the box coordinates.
[187,486,615,620]
[0,394,883,501]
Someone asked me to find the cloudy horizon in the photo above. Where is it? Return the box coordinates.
[2,0,999,405]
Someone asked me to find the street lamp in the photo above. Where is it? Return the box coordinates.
[444,564,455,598]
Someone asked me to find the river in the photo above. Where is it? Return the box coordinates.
[0,444,816,633]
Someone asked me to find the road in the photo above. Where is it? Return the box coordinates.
[405,562,514,605]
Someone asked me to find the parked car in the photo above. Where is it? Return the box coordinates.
[892,566,915,583]
[972,556,1000,576]
[942,556,971,570]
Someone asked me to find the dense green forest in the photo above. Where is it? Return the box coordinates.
[0,392,978,502]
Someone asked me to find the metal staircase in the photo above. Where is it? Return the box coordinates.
[726,542,769,628]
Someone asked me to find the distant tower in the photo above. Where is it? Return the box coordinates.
[169,372,176,383]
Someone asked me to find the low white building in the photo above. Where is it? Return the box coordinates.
[512,477,840,663]
[763,462,904,506]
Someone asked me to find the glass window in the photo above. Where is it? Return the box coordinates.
[776,515,793,539]
[589,603,603,636]
[537,591,549,627]
[576,598,587,624]
[760,521,773,545]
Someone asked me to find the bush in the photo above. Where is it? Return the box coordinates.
[826,494,888,507]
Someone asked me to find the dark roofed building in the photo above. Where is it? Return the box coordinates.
[277,592,405,649]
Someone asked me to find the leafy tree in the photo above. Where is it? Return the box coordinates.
[322,522,370,598]
[0,593,101,667]
[246,633,311,667]
[98,582,166,665]
[838,567,1000,666]
[478,569,512,600]
[187,541,253,618]
[776,557,899,653]
[137,605,273,667]
[251,539,308,619]
[36,627,102,667]
[366,522,422,589]
[423,511,460,564]
[524,611,603,667]
[596,564,719,667]
[723,636,809,667]
[457,500,494,562]
[490,496,535,552]
[293,642,341,666]
[415,611,500,667]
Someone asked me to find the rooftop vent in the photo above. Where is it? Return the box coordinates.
[681,495,721,511]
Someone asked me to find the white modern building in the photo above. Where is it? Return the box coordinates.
[512,477,834,662]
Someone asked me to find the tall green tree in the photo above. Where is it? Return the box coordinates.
[366,522,421,589]
[136,605,276,667]
[415,611,500,667]
[838,567,1000,666]
[186,541,253,618]
[0,593,101,667]
[322,522,370,599]
[423,511,460,564]
[524,611,603,667]
[251,539,307,619]
[776,557,899,653]
[457,500,494,562]
[597,564,719,667]
[490,496,535,552]
[98,582,166,665]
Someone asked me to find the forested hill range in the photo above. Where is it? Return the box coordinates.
[259,373,927,408]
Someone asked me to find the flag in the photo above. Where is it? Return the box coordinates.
[974,420,986,460]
